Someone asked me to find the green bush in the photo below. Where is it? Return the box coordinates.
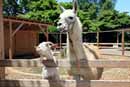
[48,25,58,32]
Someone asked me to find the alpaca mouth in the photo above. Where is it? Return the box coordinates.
[60,29,68,32]
[57,25,68,33]
[60,26,68,33]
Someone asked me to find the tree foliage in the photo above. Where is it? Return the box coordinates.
[77,0,130,31]
[3,0,130,32]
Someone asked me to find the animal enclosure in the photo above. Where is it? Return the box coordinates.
[0,59,130,87]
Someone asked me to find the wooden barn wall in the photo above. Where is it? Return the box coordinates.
[4,29,38,57]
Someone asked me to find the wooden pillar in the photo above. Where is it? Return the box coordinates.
[59,33,62,49]
[117,32,119,43]
[46,28,49,41]
[0,0,5,79]
[96,31,99,47]
[9,21,13,59]
[121,30,125,56]
[39,25,49,42]
[116,32,119,48]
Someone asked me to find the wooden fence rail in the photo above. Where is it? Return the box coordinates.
[0,59,130,68]
[0,59,130,87]
[0,79,130,87]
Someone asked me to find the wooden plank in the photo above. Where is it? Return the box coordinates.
[60,33,62,49]
[0,59,42,67]
[46,28,49,41]
[96,32,99,47]
[0,59,130,68]
[11,23,24,37]
[0,80,130,87]
[0,79,49,87]
[117,32,119,44]
[0,0,5,79]
[121,30,125,55]
[4,18,50,27]
[87,43,130,45]
[9,21,13,59]
[0,0,4,59]
[91,80,130,87]
[38,25,48,41]
[59,59,130,68]
[83,28,130,33]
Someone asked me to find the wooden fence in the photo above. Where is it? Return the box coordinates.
[0,59,130,87]
[58,29,130,55]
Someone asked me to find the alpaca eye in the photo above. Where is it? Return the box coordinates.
[68,16,73,20]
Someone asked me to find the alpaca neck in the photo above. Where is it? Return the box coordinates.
[67,17,86,61]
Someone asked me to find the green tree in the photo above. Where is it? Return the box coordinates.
[3,0,31,16]
[19,0,60,23]
[3,0,130,32]
[19,0,31,13]
[3,0,19,16]
[77,0,129,32]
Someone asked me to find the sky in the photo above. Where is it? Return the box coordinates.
[115,0,130,14]
[57,0,130,14]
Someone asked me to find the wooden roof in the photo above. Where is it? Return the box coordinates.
[4,16,52,27]
[3,16,53,32]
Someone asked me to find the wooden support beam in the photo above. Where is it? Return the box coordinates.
[121,30,125,56]
[84,43,130,45]
[46,28,49,41]
[116,32,119,44]
[11,23,24,37]
[4,18,50,27]
[0,59,130,68]
[0,79,130,87]
[39,25,46,32]
[59,33,62,49]
[83,28,130,34]
[0,0,4,60]
[116,32,119,48]
[96,32,99,47]
[9,21,13,59]
[0,0,5,79]
[39,25,49,41]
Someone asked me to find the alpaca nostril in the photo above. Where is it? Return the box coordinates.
[58,23,62,26]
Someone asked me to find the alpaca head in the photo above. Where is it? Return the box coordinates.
[57,0,78,32]
[35,42,54,57]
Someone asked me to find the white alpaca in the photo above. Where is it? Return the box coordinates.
[35,42,60,80]
[57,0,103,80]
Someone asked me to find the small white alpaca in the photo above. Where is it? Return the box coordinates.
[35,42,60,80]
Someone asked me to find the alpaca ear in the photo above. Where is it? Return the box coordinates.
[59,5,66,12]
[73,0,78,14]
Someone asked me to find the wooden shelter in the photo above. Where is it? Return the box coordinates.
[3,16,51,59]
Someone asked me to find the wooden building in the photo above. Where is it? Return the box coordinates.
[3,16,51,59]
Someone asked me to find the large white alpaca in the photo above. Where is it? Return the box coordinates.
[57,0,103,80]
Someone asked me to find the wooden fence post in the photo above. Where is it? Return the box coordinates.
[9,21,13,59]
[46,28,49,41]
[121,30,125,56]
[116,32,119,48]
[60,33,62,49]
[0,0,5,79]
[97,31,99,47]
[116,32,119,44]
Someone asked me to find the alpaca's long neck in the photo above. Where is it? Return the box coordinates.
[67,17,86,61]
